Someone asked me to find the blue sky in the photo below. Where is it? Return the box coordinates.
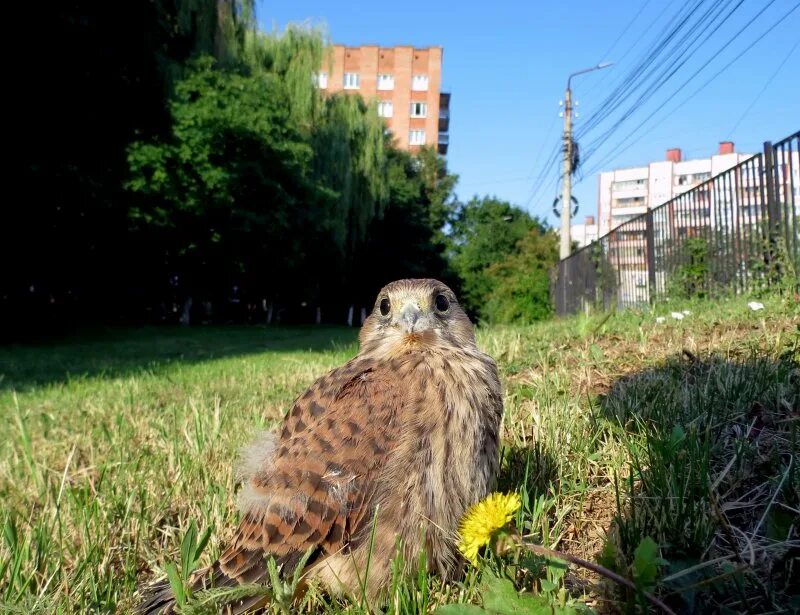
[257,0,800,228]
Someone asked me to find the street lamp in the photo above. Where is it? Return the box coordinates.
[560,62,613,259]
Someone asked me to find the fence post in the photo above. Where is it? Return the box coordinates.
[645,209,657,304]
[762,141,780,282]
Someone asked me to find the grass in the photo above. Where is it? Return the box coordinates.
[1,294,798,613]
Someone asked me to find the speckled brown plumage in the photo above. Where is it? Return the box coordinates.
[138,279,503,614]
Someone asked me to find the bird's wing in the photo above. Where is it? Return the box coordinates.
[212,356,409,590]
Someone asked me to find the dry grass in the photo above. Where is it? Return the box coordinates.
[1,295,798,613]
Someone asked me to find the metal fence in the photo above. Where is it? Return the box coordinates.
[553,132,800,315]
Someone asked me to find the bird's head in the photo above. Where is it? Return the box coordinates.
[359,279,476,355]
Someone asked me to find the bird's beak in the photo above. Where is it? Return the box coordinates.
[398,301,423,333]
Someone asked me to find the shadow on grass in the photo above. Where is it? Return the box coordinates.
[497,442,561,501]
[0,325,359,391]
[596,352,799,613]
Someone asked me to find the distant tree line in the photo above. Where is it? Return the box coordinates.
[3,0,557,340]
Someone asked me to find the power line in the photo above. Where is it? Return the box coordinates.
[536,0,733,217]
[727,37,800,136]
[595,0,655,66]
[581,0,799,177]
[579,0,749,159]
[575,0,713,139]
[458,174,542,189]
[525,0,710,216]
[526,110,559,180]
[524,148,561,210]
[525,0,704,215]
[578,0,744,144]
[580,0,674,100]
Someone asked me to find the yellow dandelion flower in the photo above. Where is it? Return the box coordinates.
[458,492,521,566]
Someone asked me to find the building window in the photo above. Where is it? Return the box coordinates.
[409,130,426,145]
[612,178,646,190]
[615,196,646,208]
[377,74,394,90]
[412,75,429,91]
[312,72,328,89]
[377,101,393,118]
[344,73,360,89]
[694,172,711,182]
[410,102,427,118]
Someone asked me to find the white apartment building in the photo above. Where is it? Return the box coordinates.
[593,140,799,307]
[597,142,751,236]
[570,216,598,248]
[596,143,752,306]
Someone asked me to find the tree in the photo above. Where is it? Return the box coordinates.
[449,197,544,318]
[482,228,559,324]
[4,0,256,337]
[3,2,462,333]
[127,56,328,305]
[416,146,459,246]
[125,21,462,320]
[354,148,457,307]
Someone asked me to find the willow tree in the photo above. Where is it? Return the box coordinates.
[127,24,394,311]
[313,94,388,253]
[247,26,388,256]
[5,0,265,337]
[244,24,327,127]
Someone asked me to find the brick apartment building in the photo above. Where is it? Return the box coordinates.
[315,44,450,154]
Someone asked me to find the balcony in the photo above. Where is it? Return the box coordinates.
[438,132,449,155]
[439,109,450,132]
[439,92,451,133]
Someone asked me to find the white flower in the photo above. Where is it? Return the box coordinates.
[671,312,684,320]
[656,316,666,324]
[747,301,764,311]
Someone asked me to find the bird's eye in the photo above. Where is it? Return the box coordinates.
[379,298,391,316]
[435,294,450,313]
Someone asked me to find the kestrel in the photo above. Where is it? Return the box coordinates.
[139,279,503,613]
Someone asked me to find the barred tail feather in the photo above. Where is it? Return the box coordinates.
[136,577,177,615]
[136,562,269,615]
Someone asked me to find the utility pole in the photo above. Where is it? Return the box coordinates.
[559,86,574,259]
[560,62,612,260]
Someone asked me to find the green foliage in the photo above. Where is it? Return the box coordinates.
[482,229,559,324]
[750,232,800,296]
[244,25,326,126]
[631,537,666,592]
[668,236,710,299]
[7,3,459,336]
[162,520,212,608]
[417,147,460,245]
[181,521,212,583]
[7,0,260,333]
[312,92,388,251]
[125,27,454,310]
[449,197,555,322]
[356,148,456,298]
[127,54,331,299]
[450,197,536,313]
[436,571,581,615]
